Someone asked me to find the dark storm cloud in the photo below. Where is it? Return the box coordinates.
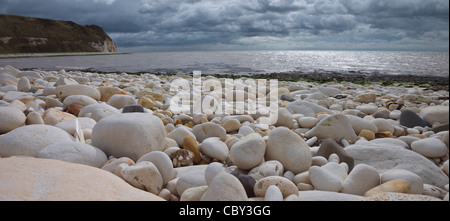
[0,0,448,51]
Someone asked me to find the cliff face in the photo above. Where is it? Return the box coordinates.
[0,14,117,53]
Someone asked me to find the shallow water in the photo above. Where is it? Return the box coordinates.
[0,50,448,77]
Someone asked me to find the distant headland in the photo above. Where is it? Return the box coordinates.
[0,14,117,54]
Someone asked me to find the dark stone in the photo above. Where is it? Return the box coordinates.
[230,170,256,198]
[400,109,429,128]
[334,94,348,99]
[316,138,354,172]
[122,104,144,113]
[432,123,449,133]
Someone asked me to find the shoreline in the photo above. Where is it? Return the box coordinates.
[16,66,450,90]
[73,68,450,89]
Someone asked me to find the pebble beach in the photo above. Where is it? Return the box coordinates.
[0,64,449,201]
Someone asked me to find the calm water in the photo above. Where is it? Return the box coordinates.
[0,50,448,77]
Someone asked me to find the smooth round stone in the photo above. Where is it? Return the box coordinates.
[78,103,120,118]
[204,162,225,185]
[346,115,379,134]
[285,100,334,117]
[17,77,31,92]
[312,156,328,167]
[0,125,74,157]
[176,170,207,196]
[305,114,358,143]
[266,127,311,174]
[238,126,255,136]
[0,158,163,201]
[274,108,293,129]
[180,186,208,201]
[346,143,448,189]
[371,118,395,134]
[364,179,411,197]
[309,162,347,192]
[167,126,196,148]
[0,106,26,134]
[122,104,144,113]
[329,103,343,111]
[264,185,284,201]
[67,104,83,117]
[56,84,101,101]
[222,119,241,133]
[101,157,135,174]
[42,109,76,126]
[201,172,248,201]
[298,117,319,128]
[357,104,378,115]
[411,137,448,158]
[420,105,449,126]
[55,117,96,136]
[137,151,177,185]
[45,97,64,108]
[91,113,166,161]
[138,96,156,109]
[362,192,442,201]
[230,133,266,170]
[354,93,376,103]
[389,110,401,120]
[25,111,44,125]
[201,137,229,162]
[316,138,354,172]
[293,171,312,185]
[294,191,364,201]
[120,161,163,195]
[183,136,201,164]
[381,169,424,194]
[193,122,227,142]
[37,141,108,168]
[359,129,375,141]
[107,94,137,109]
[254,176,299,198]
[2,91,30,102]
[341,164,380,196]
[318,86,341,97]
[372,110,390,119]
[400,109,429,128]
[249,160,284,180]
[62,95,98,108]
[98,86,129,102]
[369,138,409,149]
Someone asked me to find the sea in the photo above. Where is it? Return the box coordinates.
[0,50,448,78]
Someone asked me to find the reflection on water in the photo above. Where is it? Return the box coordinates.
[0,50,448,77]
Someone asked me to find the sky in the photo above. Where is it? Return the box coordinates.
[0,0,449,52]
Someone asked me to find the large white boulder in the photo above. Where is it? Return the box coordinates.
[266,127,312,174]
[91,113,166,161]
[0,125,74,158]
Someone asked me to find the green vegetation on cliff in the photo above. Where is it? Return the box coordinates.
[0,14,117,54]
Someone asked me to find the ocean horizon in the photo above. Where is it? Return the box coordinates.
[1,50,448,78]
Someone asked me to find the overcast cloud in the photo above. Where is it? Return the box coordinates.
[0,0,448,52]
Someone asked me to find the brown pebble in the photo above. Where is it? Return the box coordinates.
[182,136,201,164]
[67,103,83,117]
